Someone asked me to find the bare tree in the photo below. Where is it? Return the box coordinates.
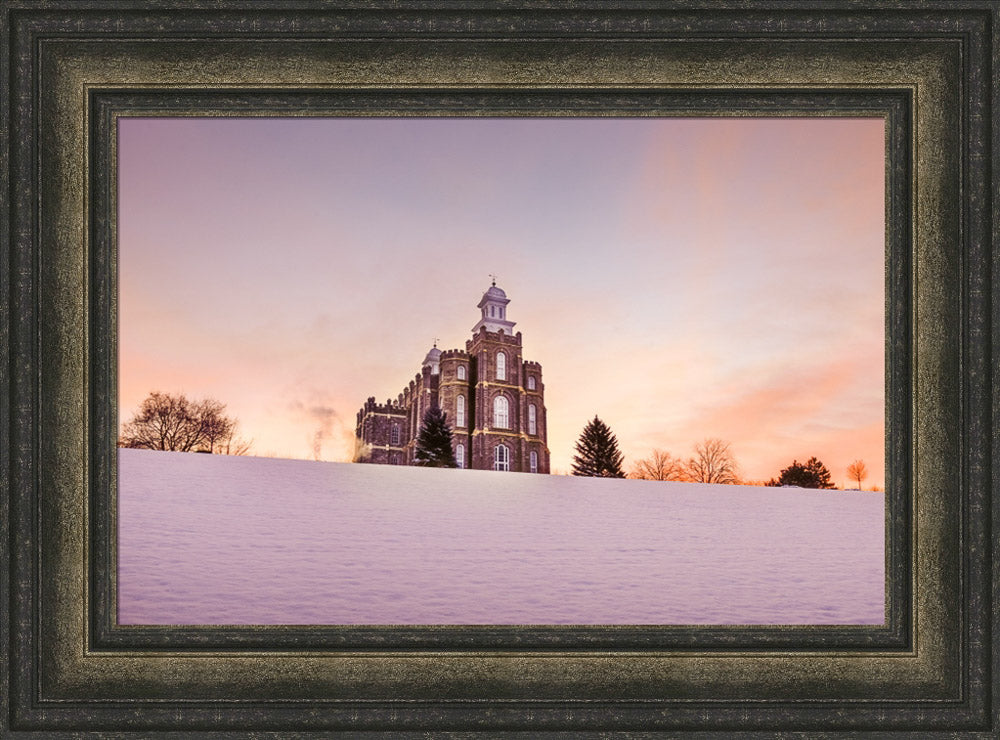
[120,391,251,455]
[630,449,687,481]
[119,392,201,451]
[225,433,253,455]
[685,438,740,484]
[846,459,868,489]
[197,398,235,453]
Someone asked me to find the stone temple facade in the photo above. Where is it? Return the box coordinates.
[355,282,550,473]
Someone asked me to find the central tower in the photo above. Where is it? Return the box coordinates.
[464,282,549,473]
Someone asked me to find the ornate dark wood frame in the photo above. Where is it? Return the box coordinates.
[1,1,996,736]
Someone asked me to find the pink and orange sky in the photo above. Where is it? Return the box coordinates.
[118,116,885,487]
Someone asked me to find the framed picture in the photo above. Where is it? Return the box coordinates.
[115,114,888,630]
[3,1,995,736]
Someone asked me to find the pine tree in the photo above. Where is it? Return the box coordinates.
[571,416,626,477]
[769,456,835,489]
[804,456,834,489]
[413,406,458,468]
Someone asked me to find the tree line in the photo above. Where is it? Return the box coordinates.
[121,391,872,490]
[572,415,870,490]
[570,417,740,483]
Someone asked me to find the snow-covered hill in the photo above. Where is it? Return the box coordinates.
[118,448,885,625]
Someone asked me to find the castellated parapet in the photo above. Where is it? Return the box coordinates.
[355,396,403,423]
[355,283,550,473]
[465,327,523,353]
[354,396,408,465]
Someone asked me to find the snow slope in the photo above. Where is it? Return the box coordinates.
[118,449,885,625]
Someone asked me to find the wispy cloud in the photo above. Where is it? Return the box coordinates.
[287,397,356,462]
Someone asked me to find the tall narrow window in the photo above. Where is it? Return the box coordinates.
[456,395,466,427]
[390,424,400,446]
[496,351,506,380]
[530,450,538,473]
[528,404,536,435]
[527,375,536,390]
[456,443,465,469]
[493,444,510,472]
[493,396,509,429]
[457,365,466,380]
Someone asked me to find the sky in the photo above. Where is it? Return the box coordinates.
[118,116,885,487]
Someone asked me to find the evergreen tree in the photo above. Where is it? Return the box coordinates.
[804,456,834,488]
[413,406,458,468]
[572,416,626,477]
[769,456,835,489]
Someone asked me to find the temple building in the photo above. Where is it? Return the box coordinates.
[355,282,550,473]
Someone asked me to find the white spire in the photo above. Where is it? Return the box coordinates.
[472,281,516,334]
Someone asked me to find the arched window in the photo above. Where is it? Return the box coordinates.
[390,424,400,446]
[530,450,538,473]
[528,404,537,435]
[493,444,510,471]
[456,395,466,427]
[493,395,509,429]
[496,351,506,380]
[457,365,466,380]
[456,443,465,469]
[527,375,536,390]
